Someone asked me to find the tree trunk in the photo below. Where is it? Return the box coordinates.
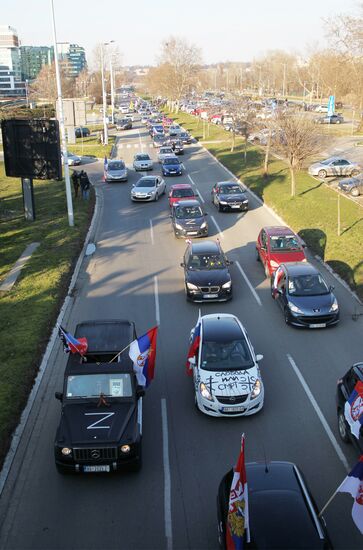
[244,139,247,165]
[263,129,272,176]
[231,131,235,153]
[290,166,296,197]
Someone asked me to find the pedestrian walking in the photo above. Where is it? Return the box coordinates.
[79,170,91,200]
[71,170,80,198]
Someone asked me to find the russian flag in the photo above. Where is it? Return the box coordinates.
[337,455,363,534]
[186,311,201,376]
[344,381,363,439]
[226,434,249,550]
[58,325,88,356]
[129,326,158,387]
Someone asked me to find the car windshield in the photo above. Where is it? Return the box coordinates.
[220,185,243,195]
[187,253,226,270]
[201,339,254,371]
[108,162,125,170]
[321,158,335,165]
[136,154,150,161]
[136,179,156,188]
[66,373,132,398]
[172,188,194,198]
[160,148,173,154]
[164,158,180,165]
[288,273,330,296]
[175,205,203,219]
[270,235,302,251]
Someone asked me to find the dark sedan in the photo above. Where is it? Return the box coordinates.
[75,126,90,138]
[315,114,344,124]
[217,461,332,549]
[170,200,208,238]
[116,118,132,130]
[338,173,363,197]
[271,262,339,327]
[211,181,249,212]
[181,240,232,302]
[179,131,192,144]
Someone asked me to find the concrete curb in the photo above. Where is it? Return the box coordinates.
[0,176,102,496]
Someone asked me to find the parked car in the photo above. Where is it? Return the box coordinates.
[271,262,339,328]
[315,104,328,113]
[308,157,361,179]
[133,153,153,172]
[131,176,166,202]
[211,181,248,212]
[62,152,81,166]
[181,240,233,302]
[170,199,208,238]
[168,184,196,207]
[104,160,128,182]
[314,114,344,124]
[187,313,264,416]
[336,362,363,453]
[217,461,332,549]
[338,173,363,197]
[158,146,174,162]
[116,118,132,130]
[75,126,90,138]
[256,226,306,277]
[161,156,183,176]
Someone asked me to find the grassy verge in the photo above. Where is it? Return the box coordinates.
[169,110,363,300]
[70,134,116,159]
[0,162,94,466]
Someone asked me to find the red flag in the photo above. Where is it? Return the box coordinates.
[186,313,201,376]
[226,434,249,550]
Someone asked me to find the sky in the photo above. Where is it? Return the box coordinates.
[1,0,360,66]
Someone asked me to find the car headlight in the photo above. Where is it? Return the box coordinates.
[200,222,207,229]
[242,199,248,204]
[146,192,153,196]
[330,299,339,312]
[187,282,198,290]
[120,445,131,454]
[222,280,232,289]
[175,223,183,230]
[270,260,279,268]
[61,447,72,456]
[219,200,227,205]
[251,379,261,399]
[288,301,303,314]
[199,382,214,401]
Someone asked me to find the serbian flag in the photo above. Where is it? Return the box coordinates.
[58,325,88,356]
[129,326,158,387]
[337,455,363,534]
[226,434,249,550]
[344,381,363,439]
[186,311,201,376]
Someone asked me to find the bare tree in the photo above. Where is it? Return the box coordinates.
[273,113,322,197]
[30,62,74,102]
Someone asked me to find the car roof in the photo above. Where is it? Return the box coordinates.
[264,226,296,237]
[139,175,158,181]
[170,184,193,190]
[217,181,241,186]
[189,240,220,254]
[281,262,317,276]
[202,314,242,342]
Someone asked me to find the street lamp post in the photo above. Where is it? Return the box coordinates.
[110,56,115,125]
[25,79,29,108]
[100,40,115,146]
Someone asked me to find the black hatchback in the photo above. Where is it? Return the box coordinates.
[336,362,363,453]
[211,181,249,212]
[180,240,233,302]
[217,461,332,549]
[170,199,208,238]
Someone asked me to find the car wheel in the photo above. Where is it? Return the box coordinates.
[155,193,159,202]
[318,170,327,179]
[351,170,359,177]
[256,249,260,261]
[284,308,290,325]
[218,203,223,212]
[338,409,350,443]
[351,187,360,197]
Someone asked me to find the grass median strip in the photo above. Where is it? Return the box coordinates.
[0,162,94,466]
[168,110,363,300]
[70,134,116,160]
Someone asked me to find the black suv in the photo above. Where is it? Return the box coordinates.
[170,199,208,238]
[54,320,144,474]
[336,362,363,453]
[180,240,233,302]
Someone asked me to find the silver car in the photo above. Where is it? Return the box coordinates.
[131,176,166,202]
[133,153,153,171]
[308,157,361,179]
[62,152,81,166]
[158,146,174,163]
[104,160,128,182]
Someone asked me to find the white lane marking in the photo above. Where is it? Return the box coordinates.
[210,215,224,239]
[287,353,349,472]
[150,219,154,245]
[235,261,262,306]
[188,174,205,203]
[154,275,160,325]
[161,399,173,550]
[196,189,205,204]
[138,129,143,152]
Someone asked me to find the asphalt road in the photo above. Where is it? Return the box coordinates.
[0,118,363,550]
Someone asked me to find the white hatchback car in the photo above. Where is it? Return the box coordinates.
[187,313,264,417]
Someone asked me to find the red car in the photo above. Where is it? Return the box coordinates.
[256,226,307,277]
[168,184,197,208]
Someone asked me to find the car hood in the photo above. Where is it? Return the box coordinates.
[133,186,156,193]
[176,216,206,228]
[269,251,306,264]
[186,267,230,286]
[219,192,247,202]
[58,402,137,445]
[163,163,181,170]
[135,159,152,165]
[288,292,336,312]
[107,169,127,176]
[199,365,259,397]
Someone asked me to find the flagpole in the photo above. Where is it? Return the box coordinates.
[318,490,338,517]
[108,342,133,363]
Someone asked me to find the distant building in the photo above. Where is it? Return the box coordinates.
[0,25,25,97]
[20,46,54,81]
[57,43,86,77]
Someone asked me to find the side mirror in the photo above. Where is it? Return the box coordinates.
[188,356,196,366]
[256,354,264,362]
[180,262,185,268]
[136,387,145,399]
[55,391,63,401]
[329,285,335,291]
[204,212,208,216]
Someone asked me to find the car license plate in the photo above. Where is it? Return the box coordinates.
[204,294,218,299]
[170,170,176,173]
[222,406,245,413]
[231,205,240,209]
[187,231,198,235]
[83,465,110,473]
[309,323,326,328]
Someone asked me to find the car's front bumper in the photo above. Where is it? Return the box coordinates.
[288,310,340,328]
[219,201,248,211]
[186,285,232,302]
[131,194,156,201]
[163,170,182,176]
[55,442,141,473]
[134,164,153,171]
[174,227,208,238]
[196,390,264,417]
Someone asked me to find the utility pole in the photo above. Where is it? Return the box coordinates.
[110,56,115,125]
[100,45,108,146]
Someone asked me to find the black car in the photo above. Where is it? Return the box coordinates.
[338,173,363,197]
[217,461,332,549]
[164,139,184,155]
[116,118,132,130]
[75,126,90,138]
[153,134,167,148]
[170,199,208,238]
[179,131,192,144]
[271,262,339,328]
[336,362,363,453]
[54,320,144,474]
[180,240,233,302]
[211,181,249,212]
